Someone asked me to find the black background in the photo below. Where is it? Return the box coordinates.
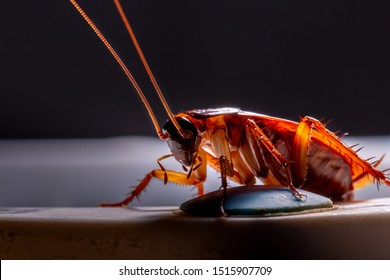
[1,0,389,138]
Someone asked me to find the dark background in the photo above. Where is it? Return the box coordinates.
[1,0,389,139]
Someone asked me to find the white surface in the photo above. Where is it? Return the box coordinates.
[0,136,390,207]
[2,198,390,259]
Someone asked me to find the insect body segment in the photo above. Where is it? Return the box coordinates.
[70,0,390,207]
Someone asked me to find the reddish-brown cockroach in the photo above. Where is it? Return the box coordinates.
[70,0,390,207]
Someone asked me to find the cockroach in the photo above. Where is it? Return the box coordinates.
[70,0,390,208]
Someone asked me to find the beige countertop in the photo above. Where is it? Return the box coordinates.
[2,198,390,259]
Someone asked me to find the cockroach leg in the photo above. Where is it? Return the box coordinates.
[218,155,231,215]
[99,172,154,207]
[157,154,173,184]
[100,169,204,207]
[246,119,306,200]
[288,183,307,201]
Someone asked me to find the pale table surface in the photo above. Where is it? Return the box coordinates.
[2,198,390,259]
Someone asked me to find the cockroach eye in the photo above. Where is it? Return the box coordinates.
[163,118,200,166]
[163,118,198,142]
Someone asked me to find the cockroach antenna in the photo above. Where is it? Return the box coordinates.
[69,0,185,139]
[113,0,185,138]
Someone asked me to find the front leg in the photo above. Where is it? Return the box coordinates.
[100,169,205,207]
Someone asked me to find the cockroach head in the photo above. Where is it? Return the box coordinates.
[163,117,200,166]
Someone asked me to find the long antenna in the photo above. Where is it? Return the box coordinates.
[113,0,185,137]
[70,0,167,139]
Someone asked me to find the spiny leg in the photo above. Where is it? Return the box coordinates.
[100,171,154,207]
[246,119,306,200]
[203,149,255,185]
[156,154,173,184]
[218,155,231,215]
[100,169,204,207]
